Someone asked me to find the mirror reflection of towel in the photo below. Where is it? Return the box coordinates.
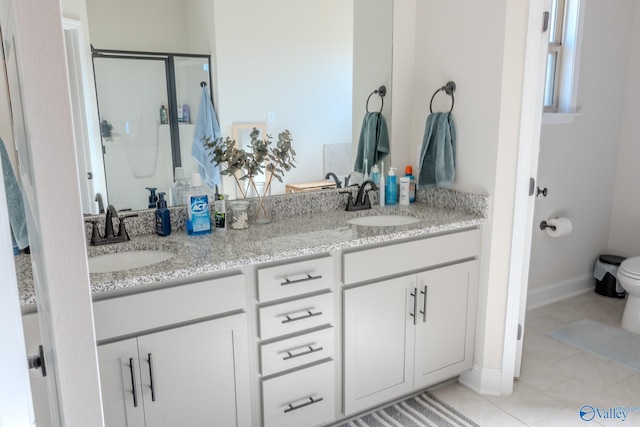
[418,112,456,188]
[354,112,389,174]
[192,87,221,189]
[0,137,29,249]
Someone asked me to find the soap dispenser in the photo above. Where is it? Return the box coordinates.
[385,167,397,205]
[146,187,158,209]
[155,192,171,236]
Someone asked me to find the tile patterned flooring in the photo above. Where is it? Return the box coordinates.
[430,291,640,426]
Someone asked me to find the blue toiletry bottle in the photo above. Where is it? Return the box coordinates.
[155,192,171,236]
[385,167,397,205]
[186,173,211,235]
[182,104,190,124]
[146,187,158,209]
[370,164,380,187]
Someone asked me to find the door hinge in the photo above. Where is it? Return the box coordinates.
[27,345,47,377]
[542,11,550,33]
[529,177,535,196]
[517,323,523,340]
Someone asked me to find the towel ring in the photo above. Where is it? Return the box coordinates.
[200,81,207,88]
[429,81,456,113]
[366,85,386,113]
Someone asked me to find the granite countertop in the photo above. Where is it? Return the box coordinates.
[16,189,489,309]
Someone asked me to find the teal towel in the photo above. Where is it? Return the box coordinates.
[418,112,456,188]
[354,112,389,174]
[0,138,28,249]
[192,87,222,189]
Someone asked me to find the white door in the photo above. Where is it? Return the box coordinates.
[506,0,552,383]
[0,0,104,425]
[343,276,415,415]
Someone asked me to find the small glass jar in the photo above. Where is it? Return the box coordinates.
[228,200,250,230]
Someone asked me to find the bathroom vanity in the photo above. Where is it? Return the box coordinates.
[18,189,487,427]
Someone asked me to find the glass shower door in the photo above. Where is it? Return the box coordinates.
[93,56,173,211]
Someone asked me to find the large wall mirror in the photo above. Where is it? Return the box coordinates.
[75,0,393,212]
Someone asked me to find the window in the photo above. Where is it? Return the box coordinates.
[543,0,583,120]
[544,0,566,111]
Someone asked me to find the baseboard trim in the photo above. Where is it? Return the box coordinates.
[526,273,593,310]
[458,364,503,396]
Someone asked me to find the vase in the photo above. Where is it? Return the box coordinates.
[228,200,250,230]
[249,180,272,224]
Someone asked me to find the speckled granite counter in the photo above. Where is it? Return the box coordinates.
[16,188,489,309]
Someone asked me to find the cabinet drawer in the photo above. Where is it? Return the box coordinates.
[93,273,246,341]
[259,293,333,340]
[262,361,335,427]
[257,257,333,303]
[261,327,334,376]
[343,228,480,285]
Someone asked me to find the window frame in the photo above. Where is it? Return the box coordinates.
[544,0,566,112]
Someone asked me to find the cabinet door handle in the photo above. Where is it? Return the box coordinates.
[410,288,417,325]
[282,345,324,361]
[147,353,156,402]
[284,396,324,413]
[128,358,138,408]
[281,310,322,324]
[280,273,322,286]
[420,285,428,323]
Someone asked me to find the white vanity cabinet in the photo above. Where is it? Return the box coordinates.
[94,273,252,427]
[255,256,337,427]
[342,229,480,415]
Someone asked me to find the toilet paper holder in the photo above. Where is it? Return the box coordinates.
[539,220,556,231]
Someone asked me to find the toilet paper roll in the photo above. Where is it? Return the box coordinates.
[545,217,572,237]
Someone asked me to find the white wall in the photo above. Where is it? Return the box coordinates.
[528,0,634,301]
[410,0,528,389]
[212,0,353,195]
[609,3,640,257]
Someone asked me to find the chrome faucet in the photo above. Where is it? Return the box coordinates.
[86,204,138,246]
[341,179,378,211]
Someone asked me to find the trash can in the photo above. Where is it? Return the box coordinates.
[593,254,626,298]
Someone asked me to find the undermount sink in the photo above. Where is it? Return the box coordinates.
[88,250,176,273]
[346,215,420,227]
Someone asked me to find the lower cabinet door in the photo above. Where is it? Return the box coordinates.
[343,276,415,415]
[262,361,336,427]
[98,314,252,427]
[138,314,251,427]
[413,261,478,388]
[98,338,146,427]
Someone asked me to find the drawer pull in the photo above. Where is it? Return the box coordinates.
[283,345,324,361]
[282,310,323,324]
[280,274,322,286]
[128,358,138,408]
[284,396,324,414]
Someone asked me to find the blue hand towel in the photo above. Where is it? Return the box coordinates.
[192,87,222,189]
[0,137,29,249]
[354,112,390,174]
[418,112,456,188]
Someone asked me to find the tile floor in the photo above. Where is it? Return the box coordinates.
[430,290,640,426]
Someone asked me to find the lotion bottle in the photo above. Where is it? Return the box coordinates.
[155,192,171,236]
[385,167,397,205]
[379,161,385,206]
[405,165,416,203]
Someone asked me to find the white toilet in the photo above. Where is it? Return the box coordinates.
[617,256,640,334]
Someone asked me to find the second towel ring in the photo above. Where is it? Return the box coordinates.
[429,81,456,113]
[366,85,386,113]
